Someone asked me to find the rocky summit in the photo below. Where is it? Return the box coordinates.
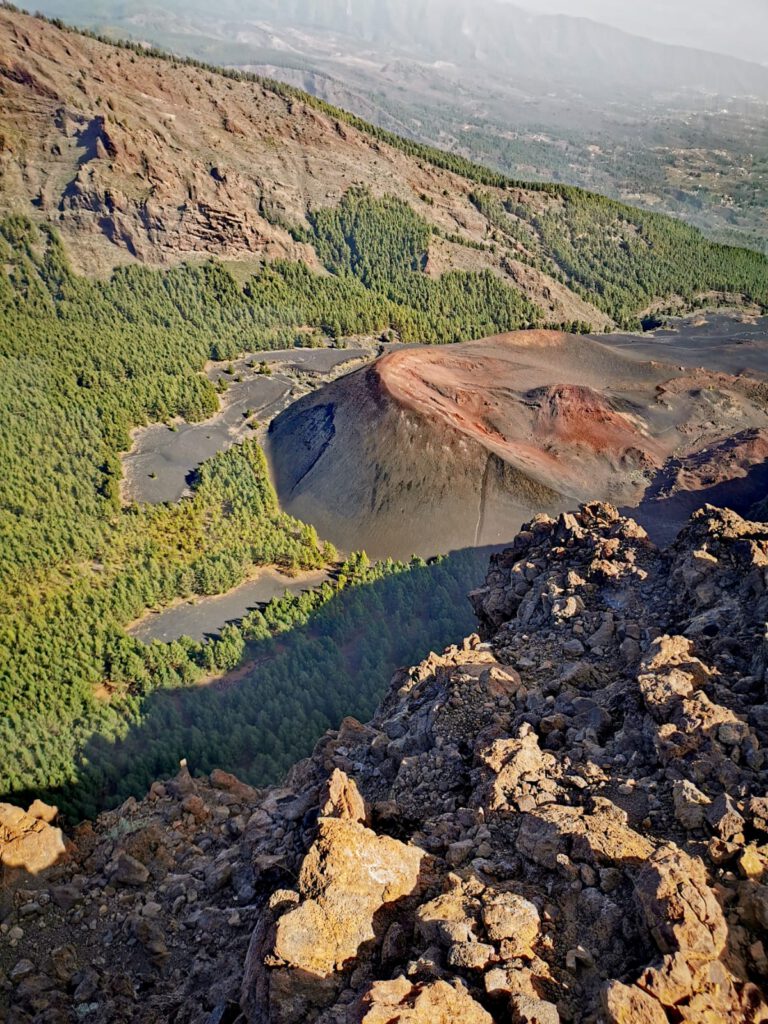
[2,502,768,1023]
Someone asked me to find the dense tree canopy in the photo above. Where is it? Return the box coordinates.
[0,210,534,806]
[1,164,765,811]
[64,548,487,820]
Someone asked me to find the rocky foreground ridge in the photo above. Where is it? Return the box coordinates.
[3,502,768,1023]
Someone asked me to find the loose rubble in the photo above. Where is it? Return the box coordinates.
[2,502,768,1022]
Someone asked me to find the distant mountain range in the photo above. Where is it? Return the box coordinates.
[32,0,768,101]
[516,0,768,68]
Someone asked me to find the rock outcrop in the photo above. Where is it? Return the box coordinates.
[3,503,768,1022]
[0,802,68,882]
[242,812,428,1024]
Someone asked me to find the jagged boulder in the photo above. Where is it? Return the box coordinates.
[0,802,68,878]
[242,815,426,1023]
[635,847,727,963]
[355,976,493,1023]
[481,893,540,955]
[602,981,668,1024]
[318,767,368,823]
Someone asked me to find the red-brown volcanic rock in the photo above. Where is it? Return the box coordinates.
[0,7,610,328]
[267,331,768,557]
[636,428,768,543]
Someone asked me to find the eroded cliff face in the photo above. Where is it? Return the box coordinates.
[3,503,768,1023]
[0,7,609,330]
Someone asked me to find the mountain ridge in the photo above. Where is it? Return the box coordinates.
[1,4,766,332]
[29,0,768,98]
[0,3,606,326]
[35,0,768,253]
[3,502,768,1022]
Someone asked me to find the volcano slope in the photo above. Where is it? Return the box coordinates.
[266,330,768,557]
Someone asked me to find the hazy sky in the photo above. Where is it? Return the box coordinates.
[515,0,768,65]
[26,0,768,67]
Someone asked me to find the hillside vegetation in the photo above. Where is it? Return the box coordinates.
[66,548,486,820]
[61,0,767,253]
[0,211,532,808]
[1,5,766,327]
[0,6,767,810]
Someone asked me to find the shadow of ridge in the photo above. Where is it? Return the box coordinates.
[25,546,490,824]
[625,451,768,547]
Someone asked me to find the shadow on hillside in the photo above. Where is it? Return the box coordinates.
[627,452,768,547]
[41,547,493,822]
[10,454,768,823]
